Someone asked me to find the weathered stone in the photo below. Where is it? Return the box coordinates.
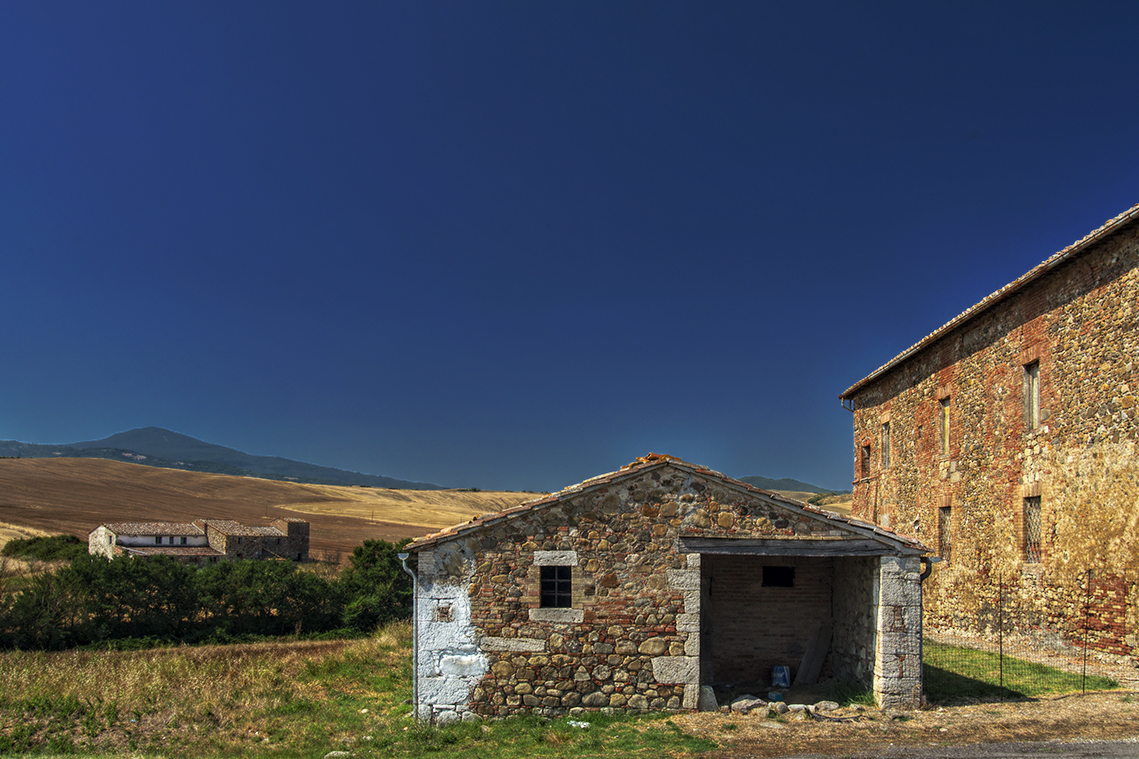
[628,694,649,710]
[637,638,669,656]
[697,685,718,712]
[581,692,609,708]
[730,695,765,713]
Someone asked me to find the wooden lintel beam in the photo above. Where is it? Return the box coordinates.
[678,538,898,556]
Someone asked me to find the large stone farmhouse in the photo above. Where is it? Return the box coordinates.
[404,454,927,723]
[88,517,310,564]
[839,203,1139,654]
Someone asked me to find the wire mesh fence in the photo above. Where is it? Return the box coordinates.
[923,570,1132,702]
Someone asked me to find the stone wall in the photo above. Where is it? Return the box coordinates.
[832,556,878,685]
[412,461,921,720]
[847,216,1139,655]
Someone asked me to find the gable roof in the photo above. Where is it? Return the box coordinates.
[406,453,926,553]
[99,522,204,537]
[840,203,1139,400]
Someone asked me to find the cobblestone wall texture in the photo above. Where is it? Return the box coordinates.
[846,211,1139,654]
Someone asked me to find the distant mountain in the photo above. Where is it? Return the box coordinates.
[0,427,443,490]
[738,474,847,495]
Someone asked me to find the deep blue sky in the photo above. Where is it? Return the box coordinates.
[2,2,1136,492]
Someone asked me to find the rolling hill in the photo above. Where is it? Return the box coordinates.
[0,458,536,560]
[0,427,443,490]
[737,474,848,495]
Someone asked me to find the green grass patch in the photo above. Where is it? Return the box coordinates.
[924,638,1118,702]
[0,623,717,758]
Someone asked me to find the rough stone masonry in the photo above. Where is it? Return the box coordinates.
[406,455,926,723]
[841,203,1139,656]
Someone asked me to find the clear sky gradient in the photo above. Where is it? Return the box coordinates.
[3,2,1136,492]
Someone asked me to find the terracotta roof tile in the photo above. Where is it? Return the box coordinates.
[102,522,204,536]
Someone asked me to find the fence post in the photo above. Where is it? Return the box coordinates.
[998,572,1004,703]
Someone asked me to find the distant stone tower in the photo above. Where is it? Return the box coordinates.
[272,517,310,561]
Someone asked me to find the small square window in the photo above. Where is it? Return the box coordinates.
[181,536,187,545]
[540,565,572,608]
[762,566,795,587]
[155,536,162,544]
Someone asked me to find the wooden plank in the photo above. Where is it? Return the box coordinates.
[795,621,832,685]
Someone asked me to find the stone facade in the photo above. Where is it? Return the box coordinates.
[840,203,1139,655]
[88,517,309,564]
[406,455,926,723]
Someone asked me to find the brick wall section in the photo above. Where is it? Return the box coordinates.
[846,216,1139,654]
[703,555,833,684]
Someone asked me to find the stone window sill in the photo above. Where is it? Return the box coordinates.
[529,607,584,623]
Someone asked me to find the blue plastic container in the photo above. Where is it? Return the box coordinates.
[771,665,791,688]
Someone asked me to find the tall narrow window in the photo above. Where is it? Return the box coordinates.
[939,398,951,455]
[540,565,572,608]
[881,423,891,470]
[860,444,871,478]
[1024,361,1040,430]
[1024,496,1042,563]
[938,505,952,563]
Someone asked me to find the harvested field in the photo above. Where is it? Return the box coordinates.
[0,458,537,559]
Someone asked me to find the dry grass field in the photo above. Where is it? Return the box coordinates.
[0,458,538,560]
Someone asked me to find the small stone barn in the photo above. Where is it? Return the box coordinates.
[404,455,928,723]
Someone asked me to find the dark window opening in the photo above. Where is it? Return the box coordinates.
[540,565,573,608]
[939,397,951,455]
[155,536,161,544]
[938,505,952,563]
[1024,361,1040,430]
[881,422,890,469]
[762,565,795,587]
[180,536,187,545]
[860,445,871,478]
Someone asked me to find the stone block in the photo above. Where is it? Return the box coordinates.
[651,655,698,684]
[529,607,585,623]
[534,550,578,566]
[667,569,700,590]
[480,637,546,652]
[675,613,699,632]
[439,654,487,677]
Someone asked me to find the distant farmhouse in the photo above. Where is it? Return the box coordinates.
[840,203,1139,654]
[88,517,309,565]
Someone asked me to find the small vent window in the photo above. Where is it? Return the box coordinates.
[881,422,891,469]
[1024,361,1040,430]
[938,505,952,564]
[762,566,795,587]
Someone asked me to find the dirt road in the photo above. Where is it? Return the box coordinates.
[670,691,1139,757]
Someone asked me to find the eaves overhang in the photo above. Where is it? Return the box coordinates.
[840,203,1139,402]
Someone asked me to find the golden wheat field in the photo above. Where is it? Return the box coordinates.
[0,458,538,559]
